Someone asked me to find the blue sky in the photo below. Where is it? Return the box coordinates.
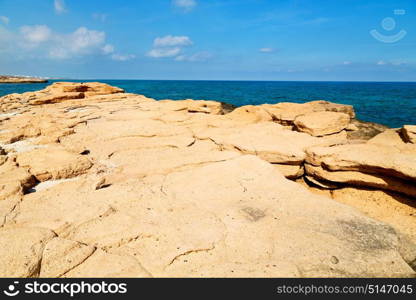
[0,0,415,81]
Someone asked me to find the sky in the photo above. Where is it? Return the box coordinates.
[0,0,415,81]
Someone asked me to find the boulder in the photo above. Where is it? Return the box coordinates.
[294,111,351,136]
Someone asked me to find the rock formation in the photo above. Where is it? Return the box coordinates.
[0,75,48,84]
[0,82,415,278]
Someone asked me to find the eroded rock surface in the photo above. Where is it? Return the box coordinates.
[0,82,415,278]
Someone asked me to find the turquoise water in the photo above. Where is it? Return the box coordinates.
[1,80,415,128]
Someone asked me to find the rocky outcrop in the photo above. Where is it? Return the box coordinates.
[304,133,416,198]
[0,82,124,111]
[0,75,47,83]
[0,82,415,278]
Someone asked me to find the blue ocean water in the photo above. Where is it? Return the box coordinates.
[1,80,415,128]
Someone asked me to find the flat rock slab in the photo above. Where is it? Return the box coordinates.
[305,164,416,198]
[196,122,326,164]
[40,238,96,278]
[0,227,56,277]
[16,146,92,181]
[294,111,351,136]
[306,144,416,182]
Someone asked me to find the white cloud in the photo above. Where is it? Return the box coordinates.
[49,27,106,59]
[154,35,192,47]
[111,53,136,61]
[377,60,386,65]
[147,47,181,58]
[175,51,212,62]
[102,44,115,54]
[54,0,67,14]
[0,16,9,25]
[343,61,351,65]
[20,25,52,44]
[173,0,197,12]
[3,24,133,61]
[259,47,274,53]
[148,35,194,59]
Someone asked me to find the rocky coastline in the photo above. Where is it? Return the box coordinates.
[0,82,415,277]
[0,75,48,84]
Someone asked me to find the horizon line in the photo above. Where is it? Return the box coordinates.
[48,78,416,83]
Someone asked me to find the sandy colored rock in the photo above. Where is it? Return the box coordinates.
[294,111,351,136]
[368,129,406,146]
[107,140,240,180]
[0,81,125,112]
[332,188,416,243]
[196,122,326,164]
[1,82,415,278]
[402,125,416,144]
[0,227,56,277]
[274,164,304,179]
[124,155,412,277]
[0,159,36,200]
[306,144,416,182]
[0,75,47,83]
[63,250,151,278]
[40,238,96,278]
[16,146,92,181]
[225,105,273,124]
[305,164,416,198]
[260,100,355,126]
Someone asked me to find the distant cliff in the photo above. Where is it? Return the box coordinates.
[0,75,48,83]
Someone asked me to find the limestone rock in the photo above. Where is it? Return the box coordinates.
[274,164,304,179]
[260,100,355,126]
[63,251,151,278]
[0,76,47,83]
[16,146,92,181]
[332,188,416,243]
[40,238,96,278]
[0,160,36,200]
[294,111,351,136]
[306,144,416,182]
[129,155,413,277]
[305,164,416,198]
[0,227,56,277]
[402,125,416,144]
[196,122,324,164]
[1,81,415,278]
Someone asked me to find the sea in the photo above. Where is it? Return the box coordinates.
[1,80,415,128]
